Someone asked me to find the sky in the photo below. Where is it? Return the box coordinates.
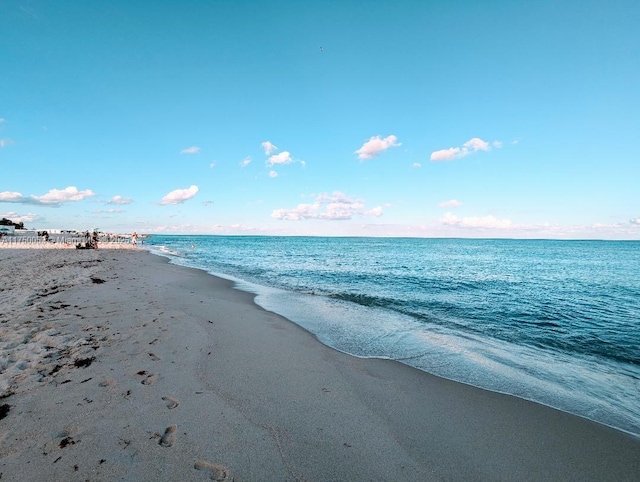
[1,0,639,239]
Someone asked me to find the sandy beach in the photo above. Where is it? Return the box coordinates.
[1,248,638,481]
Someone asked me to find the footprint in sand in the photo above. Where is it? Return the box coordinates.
[148,352,161,361]
[141,373,157,385]
[99,379,116,388]
[162,396,179,409]
[159,425,177,447]
[194,460,229,481]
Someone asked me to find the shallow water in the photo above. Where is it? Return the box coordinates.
[147,236,640,436]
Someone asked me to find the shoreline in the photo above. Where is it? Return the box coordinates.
[148,244,640,440]
[1,248,639,480]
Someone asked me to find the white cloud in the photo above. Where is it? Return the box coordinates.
[463,137,490,152]
[430,137,494,162]
[240,156,252,167]
[267,151,292,166]
[272,191,383,221]
[107,195,133,205]
[268,170,278,178]
[181,146,201,154]
[0,138,13,148]
[493,141,503,148]
[261,141,278,155]
[364,206,383,217]
[0,211,41,223]
[355,135,401,160]
[440,212,513,229]
[630,218,640,225]
[31,186,96,205]
[300,160,306,167]
[430,147,462,162]
[210,162,216,168]
[159,185,199,205]
[0,191,24,202]
[438,199,462,208]
[1,186,95,206]
[412,162,422,168]
[512,139,519,145]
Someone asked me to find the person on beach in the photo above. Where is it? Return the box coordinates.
[132,232,138,246]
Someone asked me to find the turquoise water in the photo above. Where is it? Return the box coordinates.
[147,236,640,436]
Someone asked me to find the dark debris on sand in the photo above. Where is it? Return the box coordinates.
[0,404,10,420]
[74,357,95,368]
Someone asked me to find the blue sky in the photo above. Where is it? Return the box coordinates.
[1,0,639,238]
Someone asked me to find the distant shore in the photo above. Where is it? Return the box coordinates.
[0,233,141,249]
[1,248,638,480]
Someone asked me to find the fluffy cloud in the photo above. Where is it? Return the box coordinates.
[630,218,640,225]
[0,211,41,223]
[272,192,383,221]
[240,156,252,167]
[268,170,278,178]
[364,206,383,217]
[430,147,461,162]
[107,195,133,205]
[0,191,24,202]
[440,212,513,229]
[438,199,462,208]
[430,137,493,162]
[0,187,95,207]
[267,151,292,166]
[355,135,401,160]
[159,185,199,205]
[181,146,201,154]
[32,186,96,205]
[261,141,278,155]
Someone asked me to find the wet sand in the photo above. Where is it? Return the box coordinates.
[1,248,638,481]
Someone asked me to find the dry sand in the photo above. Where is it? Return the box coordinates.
[0,248,638,481]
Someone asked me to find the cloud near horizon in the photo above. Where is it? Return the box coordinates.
[107,195,133,205]
[180,146,201,154]
[355,135,401,160]
[440,212,513,229]
[0,211,42,223]
[430,137,496,162]
[272,191,383,221]
[0,186,95,207]
[159,185,199,205]
[92,208,125,215]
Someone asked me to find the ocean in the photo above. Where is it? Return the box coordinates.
[146,236,640,437]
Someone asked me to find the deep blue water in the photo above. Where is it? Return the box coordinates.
[147,236,640,436]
